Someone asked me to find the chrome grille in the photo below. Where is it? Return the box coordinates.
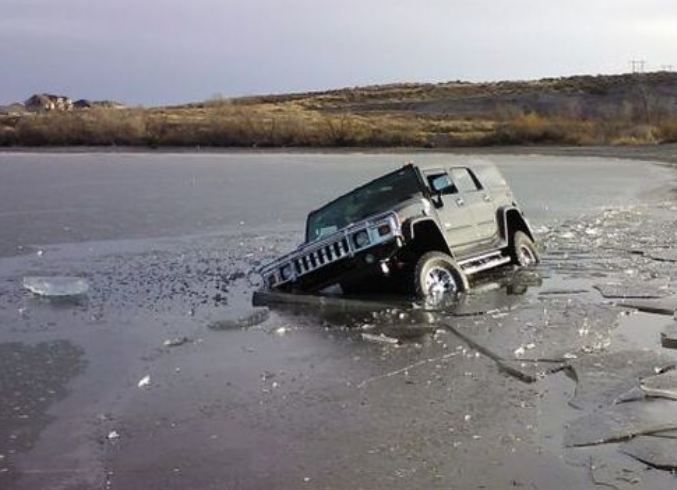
[260,212,400,289]
[292,237,349,277]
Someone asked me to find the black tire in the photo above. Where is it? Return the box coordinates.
[413,251,468,298]
[509,231,540,267]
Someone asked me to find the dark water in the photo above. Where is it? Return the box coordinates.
[0,151,674,256]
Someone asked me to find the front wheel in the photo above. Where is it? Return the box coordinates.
[509,231,540,267]
[413,251,468,298]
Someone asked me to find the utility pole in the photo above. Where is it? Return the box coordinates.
[660,65,674,72]
[629,60,646,73]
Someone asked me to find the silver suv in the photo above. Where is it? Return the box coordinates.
[260,161,538,298]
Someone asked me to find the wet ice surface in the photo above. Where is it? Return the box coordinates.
[1,153,677,489]
[0,341,86,483]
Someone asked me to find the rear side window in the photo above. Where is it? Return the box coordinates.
[427,173,458,195]
[450,168,482,192]
[473,165,508,189]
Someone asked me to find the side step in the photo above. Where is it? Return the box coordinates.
[458,251,512,276]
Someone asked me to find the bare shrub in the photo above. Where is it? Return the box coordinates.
[657,118,677,143]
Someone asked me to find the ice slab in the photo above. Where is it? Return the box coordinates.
[252,290,411,313]
[650,429,677,439]
[587,452,677,489]
[163,336,190,348]
[208,308,270,330]
[361,332,399,345]
[497,359,566,383]
[641,370,677,401]
[565,399,677,447]
[660,323,677,349]
[437,321,564,383]
[593,282,671,299]
[442,299,622,362]
[23,276,89,297]
[646,249,677,263]
[568,350,675,410]
[617,297,677,316]
[620,436,677,470]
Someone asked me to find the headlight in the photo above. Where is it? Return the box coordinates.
[377,223,391,236]
[279,264,293,280]
[353,230,370,248]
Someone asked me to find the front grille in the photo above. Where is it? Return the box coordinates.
[293,237,351,276]
[260,211,400,289]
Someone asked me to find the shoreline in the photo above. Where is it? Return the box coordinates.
[1,143,677,165]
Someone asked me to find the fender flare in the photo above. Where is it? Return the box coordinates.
[497,206,535,243]
[404,217,454,257]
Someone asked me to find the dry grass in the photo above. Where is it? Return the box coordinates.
[3,80,677,148]
[657,119,677,143]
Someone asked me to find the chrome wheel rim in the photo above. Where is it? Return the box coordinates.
[518,245,536,266]
[425,266,458,296]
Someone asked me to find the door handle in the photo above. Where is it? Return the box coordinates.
[483,194,491,202]
[456,197,464,206]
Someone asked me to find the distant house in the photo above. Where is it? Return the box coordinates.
[24,93,74,112]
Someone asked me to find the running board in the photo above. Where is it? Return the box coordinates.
[460,254,512,276]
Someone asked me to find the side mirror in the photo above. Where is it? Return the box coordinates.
[433,191,444,208]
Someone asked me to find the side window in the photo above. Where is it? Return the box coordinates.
[427,173,458,195]
[450,168,482,193]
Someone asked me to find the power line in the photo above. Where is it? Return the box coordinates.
[629,60,646,73]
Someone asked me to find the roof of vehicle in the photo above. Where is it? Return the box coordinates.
[414,160,509,189]
[413,159,499,171]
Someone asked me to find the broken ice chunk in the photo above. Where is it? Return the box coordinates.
[660,323,677,349]
[23,276,89,297]
[620,436,677,470]
[361,333,400,345]
[593,282,670,299]
[208,308,270,331]
[565,399,677,447]
[567,350,675,410]
[641,370,677,401]
[163,337,189,348]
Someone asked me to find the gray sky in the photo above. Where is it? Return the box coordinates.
[1,0,676,105]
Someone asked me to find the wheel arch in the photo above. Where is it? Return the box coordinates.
[405,218,454,258]
[498,207,535,244]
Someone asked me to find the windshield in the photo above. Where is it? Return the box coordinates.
[305,166,422,242]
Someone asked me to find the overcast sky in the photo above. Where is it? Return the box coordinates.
[1,0,676,105]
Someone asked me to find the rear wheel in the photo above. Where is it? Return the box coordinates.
[414,251,468,298]
[509,231,539,267]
